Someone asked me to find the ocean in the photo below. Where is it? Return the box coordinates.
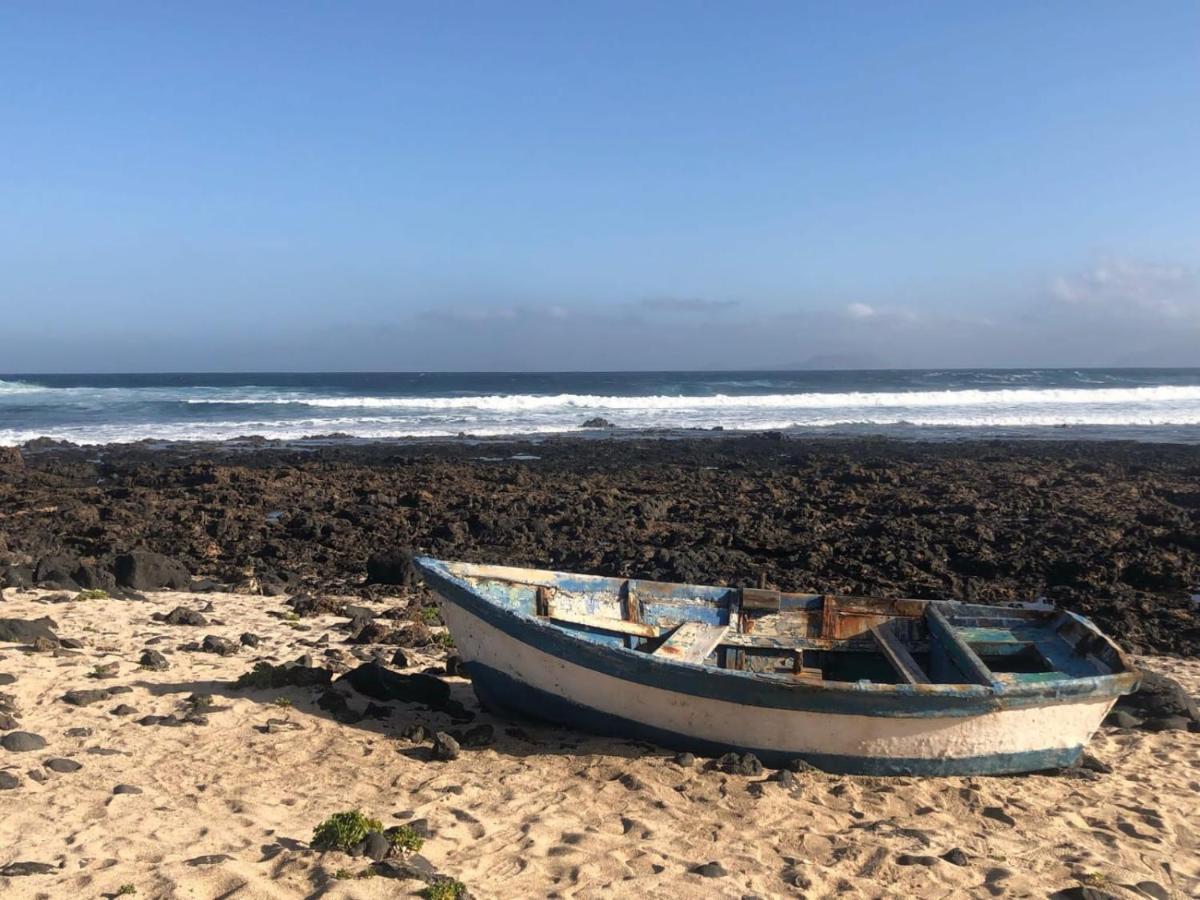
[3,369,1200,446]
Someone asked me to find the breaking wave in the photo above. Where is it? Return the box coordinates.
[4,371,1200,445]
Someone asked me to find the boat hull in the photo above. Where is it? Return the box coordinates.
[437,594,1115,776]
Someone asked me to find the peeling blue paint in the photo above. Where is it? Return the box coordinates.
[415,556,1140,721]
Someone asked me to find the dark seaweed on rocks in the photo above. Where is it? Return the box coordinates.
[4,437,1200,655]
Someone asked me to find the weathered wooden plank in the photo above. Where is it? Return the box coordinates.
[741,588,781,611]
[925,604,995,687]
[653,622,729,665]
[870,622,931,685]
[821,595,839,639]
[544,607,661,638]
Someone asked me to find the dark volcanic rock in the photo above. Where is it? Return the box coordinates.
[941,848,970,866]
[35,554,80,589]
[338,661,451,709]
[111,704,138,716]
[201,635,238,656]
[239,632,261,647]
[155,606,208,626]
[233,660,332,690]
[431,731,461,760]
[0,770,20,789]
[113,783,143,794]
[2,564,33,589]
[114,550,190,591]
[690,861,728,878]
[63,689,111,706]
[0,673,16,686]
[0,446,23,471]
[139,648,170,670]
[7,438,1200,657]
[580,417,615,428]
[1,861,57,876]
[715,752,764,777]
[361,830,391,861]
[1,731,47,752]
[366,551,417,586]
[1114,671,1200,728]
[43,757,82,773]
[0,617,58,644]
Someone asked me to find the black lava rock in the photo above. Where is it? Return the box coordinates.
[113,551,190,591]
[716,752,763,777]
[1,731,47,752]
[432,731,461,761]
[366,551,417,586]
[1,861,58,876]
[690,861,728,878]
[0,617,59,644]
[201,635,238,656]
[155,607,208,626]
[0,770,20,789]
[62,689,111,706]
[139,649,170,670]
[338,661,451,709]
[362,830,391,861]
[1114,671,1200,728]
[113,783,143,794]
[43,757,82,773]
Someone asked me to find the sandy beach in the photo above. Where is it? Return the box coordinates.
[1,585,1197,899]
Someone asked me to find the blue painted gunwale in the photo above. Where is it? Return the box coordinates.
[468,662,1084,775]
[415,557,1139,720]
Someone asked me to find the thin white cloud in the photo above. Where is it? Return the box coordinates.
[1047,258,1199,322]
[639,296,740,313]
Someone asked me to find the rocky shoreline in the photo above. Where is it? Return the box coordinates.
[2,434,1199,656]
[2,436,1200,896]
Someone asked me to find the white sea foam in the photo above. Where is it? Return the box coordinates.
[5,380,1200,445]
[180,385,1200,411]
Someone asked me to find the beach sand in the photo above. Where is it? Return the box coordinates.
[1,588,1196,899]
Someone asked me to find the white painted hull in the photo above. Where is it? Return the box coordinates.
[439,598,1116,772]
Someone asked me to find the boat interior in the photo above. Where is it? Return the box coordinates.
[439,561,1134,688]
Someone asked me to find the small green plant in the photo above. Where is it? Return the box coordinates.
[333,868,353,880]
[387,824,425,853]
[420,878,467,900]
[431,631,456,650]
[283,611,300,622]
[420,606,442,624]
[1080,872,1108,887]
[311,810,382,852]
[116,886,137,897]
[74,589,109,600]
[272,696,293,708]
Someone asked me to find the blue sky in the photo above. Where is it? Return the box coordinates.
[2,1,1198,370]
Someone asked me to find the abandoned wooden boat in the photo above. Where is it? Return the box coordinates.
[414,557,1140,775]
